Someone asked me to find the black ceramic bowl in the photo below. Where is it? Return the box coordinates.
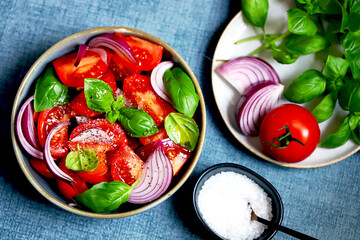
[193,163,283,240]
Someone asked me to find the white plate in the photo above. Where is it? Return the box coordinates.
[211,0,360,168]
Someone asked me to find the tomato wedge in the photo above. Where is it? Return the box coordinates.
[109,52,141,81]
[115,33,163,71]
[57,158,88,200]
[29,158,56,179]
[67,119,128,184]
[53,49,109,88]
[123,74,175,126]
[68,118,128,151]
[37,105,71,159]
[110,145,143,185]
[136,140,191,175]
[139,127,168,145]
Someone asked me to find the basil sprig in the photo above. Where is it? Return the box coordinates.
[164,112,199,151]
[117,107,158,137]
[284,69,326,103]
[84,78,157,137]
[34,67,69,112]
[73,181,134,213]
[65,148,99,172]
[163,67,199,117]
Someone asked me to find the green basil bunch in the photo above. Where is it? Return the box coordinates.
[84,78,158,137]
[34,66,69,112]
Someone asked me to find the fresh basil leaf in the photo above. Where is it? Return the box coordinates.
[284,69,326,103]
[348,12,360,32]
[271,46,299,64]
[296,0,321,14]
[163,68,199,117]
[318,0,341,14]
[343,31,360,79]
[106,110,120,124]
[338,79,360,112]
[84,78,114,113]
[319,116,351,148]
[285,33,328,55]
[73,181,133,213]
[117,107,158,137]
[287,8,317,36]
[34,67,69,112]
[348,114,360,131]
[324,55,350,80]
[311,91,337,123]
[241,0,269,29]
[164,112,199,151]
[65,148,98,172]
[112,94,125,111]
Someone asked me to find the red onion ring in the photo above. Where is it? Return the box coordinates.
[89,47,108,65]
[74,44,89,67]
[88,33,136,63]
[236,83,284,136]
[217,56,280,94]
[128,147,173,204]
[16,96,43,159]
[43,121,73,183]
[150,61,174,103]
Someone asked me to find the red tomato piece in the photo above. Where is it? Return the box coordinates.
[29,158,55,179]
[259,104,320,163]
[57,158,88,200]
[136,140,191,175]
[126,135,142,150]
[115,33,163,71]
[123,74,175,126]
[67,119,128,184]
[53,49,109,88]
[77,151,112,185]
[68,118,128,151]
[139,127,168,145]
[109,52,141,81]
[68,71,117,118]
[110,145,144,185]
[37,105,71,159]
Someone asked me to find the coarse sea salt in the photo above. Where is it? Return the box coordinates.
[197,171,273,240]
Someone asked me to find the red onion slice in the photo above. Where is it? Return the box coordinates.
[128,147,173,204]
[89,47,108,66]
[150,61,174,103]
[88,33,136,63]
[16,96,43,159]
[74,44,89,67]
[70,128,112,145]
[236,83,284,136]
[217,56,280,94]
[43,121,73,183]
[75,116,89,125]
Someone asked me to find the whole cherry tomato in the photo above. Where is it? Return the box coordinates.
[259,104,320,163]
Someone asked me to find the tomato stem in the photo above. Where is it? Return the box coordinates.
[264,125,305,149]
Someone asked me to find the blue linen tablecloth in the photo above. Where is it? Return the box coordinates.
[0,0,359,239]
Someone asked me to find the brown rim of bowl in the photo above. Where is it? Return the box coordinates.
[11,26,207,218]
[211,11,360,169]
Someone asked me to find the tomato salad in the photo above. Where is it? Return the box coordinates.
[16,32,200,213]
